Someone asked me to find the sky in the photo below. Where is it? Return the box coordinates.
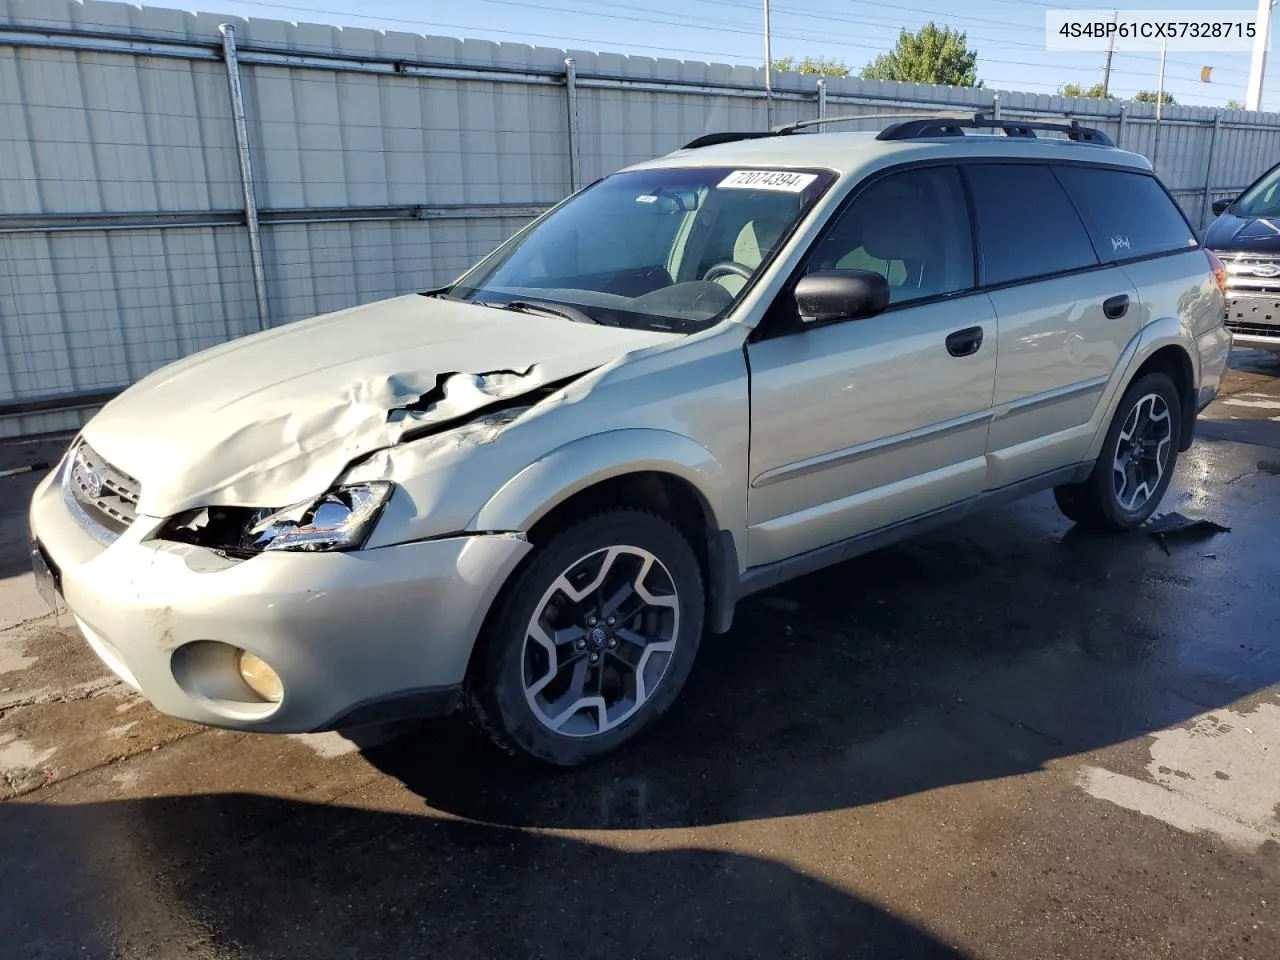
[202,0,1275,109]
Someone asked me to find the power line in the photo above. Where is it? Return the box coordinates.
[59,0,1262,104]
[239,0,1252,91]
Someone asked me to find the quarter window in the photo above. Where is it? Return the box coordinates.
[805,166,975,305]
[966,164,1098,286]
[1054,165,1197,263]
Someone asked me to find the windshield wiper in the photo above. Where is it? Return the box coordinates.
[499,299,601,325]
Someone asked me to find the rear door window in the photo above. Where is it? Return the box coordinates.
[1053,165,1197,263]
[965,164,1098,286]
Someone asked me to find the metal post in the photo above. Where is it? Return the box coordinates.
[564,57,581,192]
[219,24,269,332]
[763,0,773,128]
[1117,103,1128,148]
[816,77,827,129]
[991,92,1001,120]
[1200,111,1224,230]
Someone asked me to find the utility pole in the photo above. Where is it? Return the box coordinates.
[1246,0,1274,110]
[1157,36,1168,121]
[1101,8,1117,96]
[1153,36,1167,172]
[763,0,774,128]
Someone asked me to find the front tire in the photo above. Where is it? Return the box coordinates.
[466,509,704,766]
[1053,371,1182,531]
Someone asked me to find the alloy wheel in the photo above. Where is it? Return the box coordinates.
[522,545,680,737]
[1112,393,1173,512]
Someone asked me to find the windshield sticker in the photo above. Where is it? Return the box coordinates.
[1110,234,1131,255]
[718,170,818,193]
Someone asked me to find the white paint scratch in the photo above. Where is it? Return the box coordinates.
[1078,767,1277,852]
[0,631,36,675]
[0,733,56,775]
[1078,701,1280,853]
[288,731,358,759]
[111,767,141,789]
[1221,396,1280,410]
[106,721,138,739]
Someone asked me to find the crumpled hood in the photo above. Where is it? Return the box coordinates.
[1204,212,1280,253]
[83,295,678,517]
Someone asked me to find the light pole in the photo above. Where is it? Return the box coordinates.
[763,0,774,128]
[1246,0,1274,110]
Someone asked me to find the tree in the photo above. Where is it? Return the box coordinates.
[1133,89,1176,105]
[1059,82,1113,99]
[1227,98,1244,110]
[861,22,980,87]
[770,56,850,78]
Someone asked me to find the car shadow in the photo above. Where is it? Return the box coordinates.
[2,793,969,959]
[0,472,42,582]
[1226,346,1280,376]
[361,458,1280,831]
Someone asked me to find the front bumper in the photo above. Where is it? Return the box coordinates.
[1230,332,1280,350]
[28,462,531,732]
[1223,295,1280,349]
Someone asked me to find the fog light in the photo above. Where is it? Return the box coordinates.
[236,650,283,702]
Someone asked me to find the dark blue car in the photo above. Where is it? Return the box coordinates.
[1206,165,1280,350]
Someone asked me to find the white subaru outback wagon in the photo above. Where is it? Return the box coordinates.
[30,114,1231,765]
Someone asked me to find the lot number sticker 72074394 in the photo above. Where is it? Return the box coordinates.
[718,170,818,192]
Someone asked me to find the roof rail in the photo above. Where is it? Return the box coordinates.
[771,111,970,135]
[680,131,778,150]
[876,114,1114,146]
[681,113,968,149]
[680,111,1114,151]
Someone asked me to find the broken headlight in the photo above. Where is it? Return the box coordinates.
[243,482,393,553]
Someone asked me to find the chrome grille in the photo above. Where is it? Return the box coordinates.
[1218,252,1280,298]
[66,443,140,536]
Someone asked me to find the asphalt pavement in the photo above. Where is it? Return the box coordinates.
[2,351,1279,960]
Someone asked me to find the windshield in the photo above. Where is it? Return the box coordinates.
[1231,163,1280,218]
[447,166,835,331]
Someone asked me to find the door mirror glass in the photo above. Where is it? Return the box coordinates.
[794,270,890,324]
[1212,197,1235,216]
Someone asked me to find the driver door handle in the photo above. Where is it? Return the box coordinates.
[945,326,984,358]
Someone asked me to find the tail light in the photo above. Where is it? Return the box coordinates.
[1205,249,1228,294]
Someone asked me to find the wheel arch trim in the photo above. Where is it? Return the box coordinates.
[470,428,737,535]
[1085,320,1198,461]
[470,429,743,634]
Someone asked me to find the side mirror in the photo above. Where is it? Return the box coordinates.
[1212,197,1235,216]
[794,270,891,324]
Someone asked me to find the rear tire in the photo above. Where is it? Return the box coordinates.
[1053,371,1182,532]
[465,508,704,766]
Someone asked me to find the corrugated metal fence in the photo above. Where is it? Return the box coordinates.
[3,0,1280,437]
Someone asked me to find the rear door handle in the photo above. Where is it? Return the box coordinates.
[945,326,984,358]
[1103,294,1130,319]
